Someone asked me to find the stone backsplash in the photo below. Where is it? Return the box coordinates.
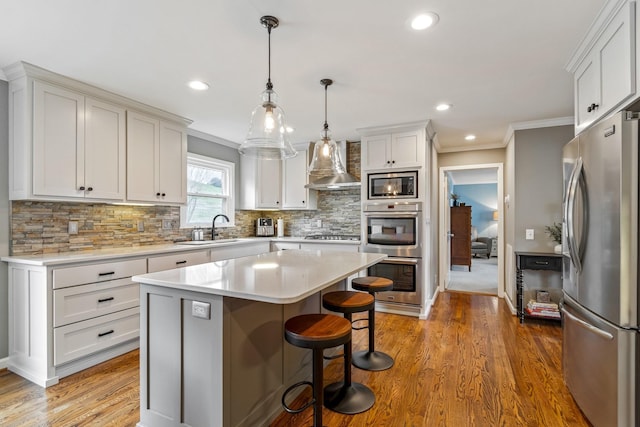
[9,142,362,255]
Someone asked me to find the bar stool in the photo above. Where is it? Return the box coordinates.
[351,276,395,371]
[282,313,352,427]
[321,291,376,414]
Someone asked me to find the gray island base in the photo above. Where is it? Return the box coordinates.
[132,250,386,427]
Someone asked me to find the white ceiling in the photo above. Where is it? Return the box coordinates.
[0,0,606,152]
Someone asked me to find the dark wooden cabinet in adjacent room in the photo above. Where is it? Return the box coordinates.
[450,206,472,271]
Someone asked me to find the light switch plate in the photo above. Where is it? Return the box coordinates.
[525,229,534,240]
[192,301,210,319]
[68,221,78,235]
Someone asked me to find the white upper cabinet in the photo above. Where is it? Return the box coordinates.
[18,80,125,201]
[241,147,317,211]
[359,125,426,171]
[4,61,191,205]
[569,0,636,134]
[126,111,187,205]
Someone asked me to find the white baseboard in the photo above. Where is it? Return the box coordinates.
[504,294,517,315]
[0,356,8,370]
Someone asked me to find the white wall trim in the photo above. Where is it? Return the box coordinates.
[503,116,574,146]
[0,356,8,370]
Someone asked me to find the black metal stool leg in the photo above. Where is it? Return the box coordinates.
[352,292,394,371]
[323,312,375,414]
[312,348,324,427]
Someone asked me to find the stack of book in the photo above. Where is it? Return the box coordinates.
[526,300,561,319]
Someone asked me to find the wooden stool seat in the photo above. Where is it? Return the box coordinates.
[321,291,376,415]
[284,313,351,349]
[322,290,375,314]
[350,277,395,371]
[351,276,394,293]
[283,313,352,427]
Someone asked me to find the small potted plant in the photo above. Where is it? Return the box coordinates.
[545,222,562,253]
[450,193,460,207]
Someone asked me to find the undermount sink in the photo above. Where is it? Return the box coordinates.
[176,239,238,246]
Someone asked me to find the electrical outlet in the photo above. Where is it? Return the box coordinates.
[137,220,144,232]
[316,219,322,228]
[192,301,210,319]
[526,229,534,240]
[68,221,78,235]
[162,219,172,230]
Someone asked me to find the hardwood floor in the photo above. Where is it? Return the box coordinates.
[0,292,590,427]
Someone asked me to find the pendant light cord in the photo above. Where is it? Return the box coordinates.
[266,24,273,91]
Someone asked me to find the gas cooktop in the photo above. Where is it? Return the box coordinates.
[304,235,361,241]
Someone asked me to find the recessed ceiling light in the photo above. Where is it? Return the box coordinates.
[188,80,209,91]
[411,12,439,30]
[436,103,451,111]
[465,134,476,141]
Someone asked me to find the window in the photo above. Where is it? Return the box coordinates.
[180,153,235,228]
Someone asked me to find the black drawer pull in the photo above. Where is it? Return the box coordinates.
[98,297,115,303]
[534,261,549,265]
[176,260,187,265]
[98,330,114,337]
[98,272,115,277]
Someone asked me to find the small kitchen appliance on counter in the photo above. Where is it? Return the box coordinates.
[256,218,275,236]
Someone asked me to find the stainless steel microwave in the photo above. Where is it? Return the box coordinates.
[367,171,418,199]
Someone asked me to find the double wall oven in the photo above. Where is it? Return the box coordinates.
[362,201,422,305]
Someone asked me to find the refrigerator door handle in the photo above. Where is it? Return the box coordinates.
[561,307,614,340]
[566,157,584,273]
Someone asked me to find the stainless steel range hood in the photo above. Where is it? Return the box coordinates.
[304,140,361,190]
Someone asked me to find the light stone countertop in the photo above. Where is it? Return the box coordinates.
[0,237,361,266]
[133,250,385,304]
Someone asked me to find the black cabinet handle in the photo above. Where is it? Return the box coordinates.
[98,297,115,303]
[156,192,161,196]
[392,160,395,164]
[587,103,599,112]
[79,186,85,191]
[98,330,114,337]
[98,271,115,277]
[161,193,166,197]
[87,187,93,191]
[534,261,549,265]
[176,260,187,265]
[386,160,391,164]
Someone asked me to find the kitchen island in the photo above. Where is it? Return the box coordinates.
[132,249,386,427]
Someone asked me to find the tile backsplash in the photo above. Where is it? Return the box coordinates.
[9,142,362,255]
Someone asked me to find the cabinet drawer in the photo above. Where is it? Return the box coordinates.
[147,250,210,273]
[54,307,139,365]
[520,255,562,271]
[53,278,139,327]
[53,258,146,289]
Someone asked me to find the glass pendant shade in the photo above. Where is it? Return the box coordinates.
[308,129,347,180]
[239,88,296,159]
[238,15,296,160]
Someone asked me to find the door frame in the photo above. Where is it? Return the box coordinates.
[438,163,504,298]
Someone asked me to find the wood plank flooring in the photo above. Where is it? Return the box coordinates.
[0,292,590,426]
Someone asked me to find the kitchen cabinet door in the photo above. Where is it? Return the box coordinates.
[282,148,317,210]
[240,156,282,209]
[158,121,187,204]
[84,98,126,200]
[32,81,85,198]
[361,134,391,170]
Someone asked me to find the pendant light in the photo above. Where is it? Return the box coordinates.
[305,79,361,190]
[238,15,296,160]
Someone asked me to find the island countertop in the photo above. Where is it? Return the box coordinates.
[132,250,386,304]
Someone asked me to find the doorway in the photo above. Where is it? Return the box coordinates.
[438,163,504,298]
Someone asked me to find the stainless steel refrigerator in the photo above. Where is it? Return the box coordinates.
[562,111,638,427]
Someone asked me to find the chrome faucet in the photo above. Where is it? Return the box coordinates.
[212,214,230,240]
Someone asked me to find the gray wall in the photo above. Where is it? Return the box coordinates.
[0,80,8,359]
[512,125,573,252]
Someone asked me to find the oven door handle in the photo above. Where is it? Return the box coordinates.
[379,257,419,265]
[364,212,419,217]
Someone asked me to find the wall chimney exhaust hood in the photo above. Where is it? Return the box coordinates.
[305,140,361,190]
